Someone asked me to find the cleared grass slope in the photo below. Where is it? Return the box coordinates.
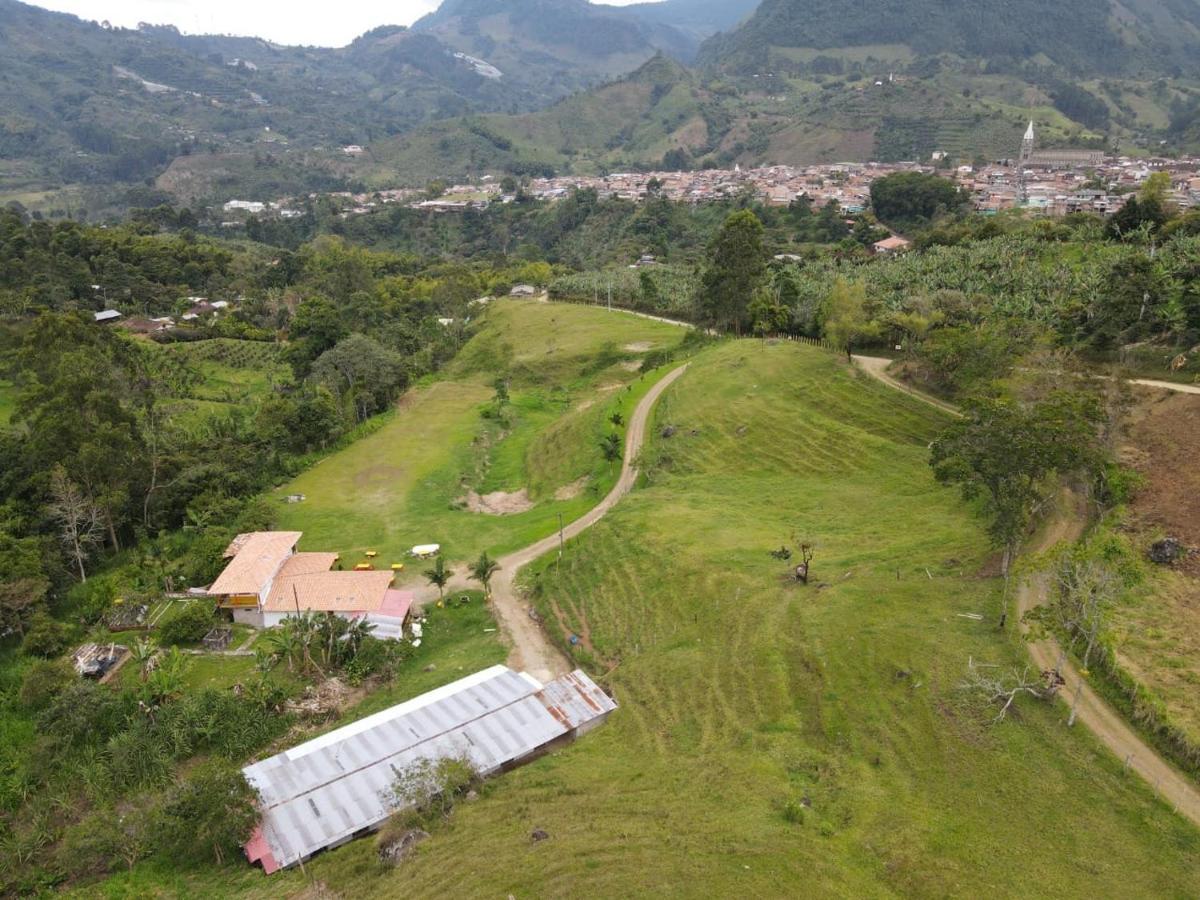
[282,340,1200,896]
[273,299,686,570]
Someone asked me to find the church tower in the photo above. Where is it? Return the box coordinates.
[1020,120,1035,163]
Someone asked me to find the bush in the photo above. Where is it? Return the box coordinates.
[152,761,260,866]
[21,610,68,658]
[56,804,150,876]
[18,658,74,710]
[156,600,215,646]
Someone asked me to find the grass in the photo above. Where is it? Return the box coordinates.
[272,300,687,574]
[263,340,1197,896]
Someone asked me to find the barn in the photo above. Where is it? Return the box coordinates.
[242,665,617,873]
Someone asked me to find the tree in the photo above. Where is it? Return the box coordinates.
[153,761,260,866]
[821,279,879,360]
[286,294,346,377]
[46,465,103,581]
[961,658,1056,724]
[748,285,789,341]
[698,210,766,334]
[18,657,74,710]
[869,172,968,231]
[600,432,622,470]
[311,334,407,422]
[930,391,1103,576]
[156,600,215,645]
[424,555,450,601]
[469,552,500,598]
[0,577,49,637]
[21,608,68,657]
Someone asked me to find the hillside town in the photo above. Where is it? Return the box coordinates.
[224,124,1200,226]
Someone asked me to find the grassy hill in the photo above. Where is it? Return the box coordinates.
[272,299,688,569]
[103,335,1200,895]
[322,341,1198,894]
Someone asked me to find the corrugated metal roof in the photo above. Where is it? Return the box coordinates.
[243,665,616,872]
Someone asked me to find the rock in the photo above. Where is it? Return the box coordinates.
[465,789,479,802]
[378,828,429,866]
[423,664,436,672]
[531,828,550,843]
[661,425,677,438]
[1149,537,1186,564]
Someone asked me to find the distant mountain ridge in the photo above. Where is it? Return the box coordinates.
[700,0,1200,74]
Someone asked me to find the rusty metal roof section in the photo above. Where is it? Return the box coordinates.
[242,666,616,873]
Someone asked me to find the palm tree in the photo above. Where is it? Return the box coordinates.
[469,551,500,599]
[424,555,450,601]
[600,432,622,471]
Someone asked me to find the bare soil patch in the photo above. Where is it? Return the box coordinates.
[1125,390,1200,553]
[458,489,535,516]
[619,360,642,372]
[554,476,589,501]
[623,342,653,352]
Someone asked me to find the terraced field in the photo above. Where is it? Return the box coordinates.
[200,338,1200,897]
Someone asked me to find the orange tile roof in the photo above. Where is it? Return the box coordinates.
[209,532,303,597]
[263,571,394,614]
[275,552,338,579]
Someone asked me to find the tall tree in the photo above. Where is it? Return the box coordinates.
[698,210,766,334]
[821,278,879,360]
[930,391,1103,575]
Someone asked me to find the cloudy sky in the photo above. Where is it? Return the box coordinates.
[29,0,651,47]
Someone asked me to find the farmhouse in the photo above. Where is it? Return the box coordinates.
[872,235,912,254]
[206,531,413,632]
[242,665,617,873]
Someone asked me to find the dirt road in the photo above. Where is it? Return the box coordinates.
[853,353,1200,827]
[415,364,689,683]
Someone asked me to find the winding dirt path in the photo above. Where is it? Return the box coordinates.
[417,364,689,683]
[853,353,1200,827]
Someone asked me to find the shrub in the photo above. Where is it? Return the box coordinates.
[18,658,74,710]
[152,761,260,866]
[156,600,215,646]
[21,610,68,658]
[56,804,150,875]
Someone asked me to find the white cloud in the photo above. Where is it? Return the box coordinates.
[27,0,655,48]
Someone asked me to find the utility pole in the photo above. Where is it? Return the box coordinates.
[558,512,565,560]
[607,278,612,312]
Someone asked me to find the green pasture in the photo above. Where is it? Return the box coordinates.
[272,300,689,572]
[277,340,1199,896]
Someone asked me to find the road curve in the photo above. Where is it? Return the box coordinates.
[417,364,689,683]
[852,353,1200,828]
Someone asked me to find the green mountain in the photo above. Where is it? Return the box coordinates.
[699,0,1200,74]
[411,0,701,102]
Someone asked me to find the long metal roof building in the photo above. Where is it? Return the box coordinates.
[242,665,616,873]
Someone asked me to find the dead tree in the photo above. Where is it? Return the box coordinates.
[46,466,103,582]
[794,543,815,584]
[962,657,1056,724]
